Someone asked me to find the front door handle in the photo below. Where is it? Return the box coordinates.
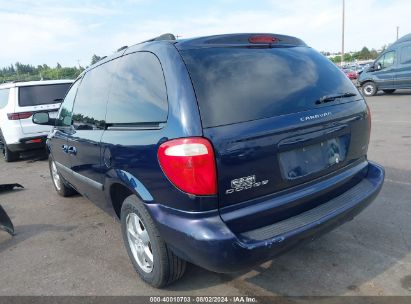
[67,146,77,155]
[62,145,68,153]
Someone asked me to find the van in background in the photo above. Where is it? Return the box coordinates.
[359,34,411,96]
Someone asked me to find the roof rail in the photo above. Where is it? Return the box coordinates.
[142,33,176,43]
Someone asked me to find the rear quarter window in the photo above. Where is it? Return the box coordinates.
[181,47,358,128]
[18,83,72,107]
[0,89,9,109]
[106,51,168,125]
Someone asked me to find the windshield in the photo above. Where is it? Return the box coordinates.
[18,83,72,107]
[181,47,358,128]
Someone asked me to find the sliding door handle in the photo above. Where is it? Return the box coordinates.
[67,146,77,155]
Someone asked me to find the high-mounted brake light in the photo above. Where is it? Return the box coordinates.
[248,35,279,44]
[158,137,217,196]
[7,112,33,120]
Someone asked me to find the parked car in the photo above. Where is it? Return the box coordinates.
[342,68,358,80]
[0,80,73,161]
[359,33,411,96]
[33,33,384,288]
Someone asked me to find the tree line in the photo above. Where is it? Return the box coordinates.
[0,54,107,83]
[323,46,386,64]
[0,62,84,83]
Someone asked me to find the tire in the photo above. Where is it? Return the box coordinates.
[362,82,377,97]
[49,156,77,197]
[0,131,19,162]
[3,144,19,162]
[383,89,396,94]
[121,195,186,288]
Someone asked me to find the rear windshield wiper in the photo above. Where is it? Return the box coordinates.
[315,92,357,105]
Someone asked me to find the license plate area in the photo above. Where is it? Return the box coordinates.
[279,136,349,180]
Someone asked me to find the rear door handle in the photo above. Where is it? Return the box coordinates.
[67,146,77,155]
[62,145,68,153]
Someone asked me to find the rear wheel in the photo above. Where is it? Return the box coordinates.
[0,131,19,162]
[49,156,77,197]
[362,82,377,97]
[383,89,396,94]
[121,195,186,288]
[3,145,19,162]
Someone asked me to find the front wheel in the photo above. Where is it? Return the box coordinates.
[362,82,377,97]
[383,89,396,94]
[121,195,186,288]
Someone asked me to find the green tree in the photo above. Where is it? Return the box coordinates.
[358,47,371,60]
[331,55,342,64]
[91,54,102,65]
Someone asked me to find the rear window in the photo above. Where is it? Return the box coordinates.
[18,83,71,107]
[0,89,9,109]
[181,47,357,128]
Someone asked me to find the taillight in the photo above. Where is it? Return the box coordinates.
[158,137,217,196]
[7,112,33,120]
[25,138,42,144]
[366,103,372,143]
[248,35,279,44]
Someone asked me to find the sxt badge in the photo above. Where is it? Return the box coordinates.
[225,175,269,194]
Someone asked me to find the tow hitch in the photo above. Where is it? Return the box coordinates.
[0,183,23,236]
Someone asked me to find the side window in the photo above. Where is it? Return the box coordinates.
[56,80,80,127]
[72,60,117,130]
[0,89,10,109]
[106,52,168,125]
[400,46,411,64]
[377,51,395,69]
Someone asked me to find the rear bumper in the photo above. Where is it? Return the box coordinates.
[8,136,47,152]
[147,161,384,273]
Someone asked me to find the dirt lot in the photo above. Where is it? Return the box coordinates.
[0,91,410,296]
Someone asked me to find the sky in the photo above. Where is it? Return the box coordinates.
[0,0,410,68]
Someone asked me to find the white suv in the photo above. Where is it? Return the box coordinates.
[0,80,73,162]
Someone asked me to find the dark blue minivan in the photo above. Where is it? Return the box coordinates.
[33,33,385,287]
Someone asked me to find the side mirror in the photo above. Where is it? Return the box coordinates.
[376,63,382,70]
[32,112,55,126]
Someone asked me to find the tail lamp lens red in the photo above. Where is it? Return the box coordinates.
[158,137,217,196]
[248,35,278,44]
[7,112,33,120]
